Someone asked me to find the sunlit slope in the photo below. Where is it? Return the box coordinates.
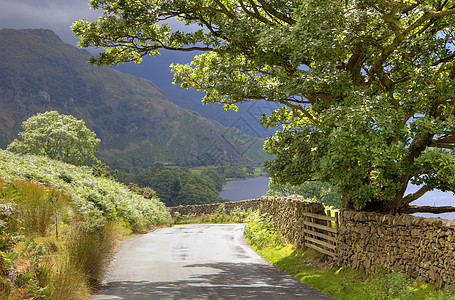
[0,29,269,170]
[0,150,171,228]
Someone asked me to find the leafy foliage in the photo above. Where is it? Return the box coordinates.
[130,162,226,206]
[0,150,171,230]
[244,211,284,249]
[7,111,100,166]
[267,180,342,209]
[73,1,455,213]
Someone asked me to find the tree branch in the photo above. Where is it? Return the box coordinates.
[239,0,271,24]
[430,134,455,149]
[401,205,455,214]
[256,0,296,25]
[362,65,386,91]
[403,185,428,204]
[404,7,455,37]
[213,0,237,19]
[281,100,320,125]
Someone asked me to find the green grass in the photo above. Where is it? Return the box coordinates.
[256,244,455,299]
[258,245,371,299]
[244,212,455,300]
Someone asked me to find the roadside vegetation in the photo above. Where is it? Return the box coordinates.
[266,180,342,209]
[173,204,455,299]
[244,212,455,300]
[173,204,250,224]
[0,150,171,299]
[118,164,268,207]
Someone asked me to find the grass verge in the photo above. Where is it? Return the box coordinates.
[245,212,455,300]
[0,176,165,299]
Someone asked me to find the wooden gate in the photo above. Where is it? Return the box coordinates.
[302,210,339,258]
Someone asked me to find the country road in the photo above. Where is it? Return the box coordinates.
[92,224,334,299]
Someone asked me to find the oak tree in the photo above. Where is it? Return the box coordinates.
[73,0,455,213]
[7,111,100,166]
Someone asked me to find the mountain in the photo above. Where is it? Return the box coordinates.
[114,51,281,139]
[0,29,269,171]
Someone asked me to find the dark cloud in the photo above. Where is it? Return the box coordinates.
[0,0,194,48]
[0,0,99,45]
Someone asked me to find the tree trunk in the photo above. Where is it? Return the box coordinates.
[341,193,352,209]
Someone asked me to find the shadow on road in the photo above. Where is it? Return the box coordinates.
[92,262,334,299]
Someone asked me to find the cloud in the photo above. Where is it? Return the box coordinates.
[0,0,201,47]
[0,0,99,44]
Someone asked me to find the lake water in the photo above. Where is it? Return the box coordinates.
[219,177,270,202]
[220,177,455,220]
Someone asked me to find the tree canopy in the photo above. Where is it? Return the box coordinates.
[7,111,100,166]
[267,180,342,209]
[132,162,226,206]
[73,0,455,213]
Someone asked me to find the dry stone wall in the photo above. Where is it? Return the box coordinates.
[172,198,455,287]
[169,199,262,216]
[170,196,326,250]
[339,210,455,288]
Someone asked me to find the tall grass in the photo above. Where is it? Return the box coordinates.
[0,178,129,299]
[0,178,71,237]
[48,223,118,299]
[0,150,172,298]
[49,262,90,300]
[66,222,117,285]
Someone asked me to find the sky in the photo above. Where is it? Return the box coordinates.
[0,0,205,103]
[1,0,455,214]
[0,0,194,47]
[0,0,100,46]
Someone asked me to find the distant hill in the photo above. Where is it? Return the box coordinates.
[114,51,281,139]
[0,29,269,171]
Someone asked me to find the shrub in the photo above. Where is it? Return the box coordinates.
[230,207,250,222]
[244,211,284,249]
[0,150,172,231]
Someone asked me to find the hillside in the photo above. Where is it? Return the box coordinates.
[114,52,281,139]
[0,149,171,229]
[0,29,269,170]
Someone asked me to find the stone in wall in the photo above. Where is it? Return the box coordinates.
[170,196,327,252]
[340,210,455,288]
[169,199,262,216]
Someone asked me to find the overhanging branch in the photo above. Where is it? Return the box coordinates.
[431,134,455,149]
[401,206,455,214]
[403,185,428,204]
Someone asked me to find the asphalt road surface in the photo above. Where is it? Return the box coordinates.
[92,224,335,299]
